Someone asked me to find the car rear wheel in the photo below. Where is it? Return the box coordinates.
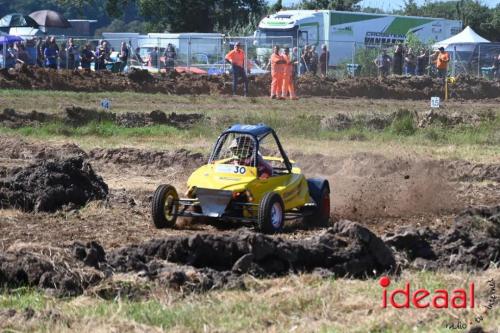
[257,192,285,233]
[303,186,330,227]
[151,184,178,228]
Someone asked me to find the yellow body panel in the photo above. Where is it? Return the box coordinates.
[186,157,311,214]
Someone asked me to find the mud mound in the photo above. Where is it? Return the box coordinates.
[115,110,204,128]
[385,205,500,270]
[127,68,154,83]
[63,106,115,126]
[297,74,500,99]
[88,147,205,169]
[2,66,500,99]
[320,112,393,131]
[0,107,204,129]
[108,221,396,278]
[417,108,497,128]
[0,136,86,160]
[320,108,496,132]
[0,157,108,212]
[0,221,394,296]
[0,242,104,297]
[0,108,55,128]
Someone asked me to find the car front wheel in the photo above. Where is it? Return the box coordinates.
[257,192,285,233]
[151,184,179,228]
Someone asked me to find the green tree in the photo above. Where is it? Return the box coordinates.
[105,0,267,33]
[270,0,283,13]
[300,0,361,11]
[402,0,418,16]
[399,0,500,42]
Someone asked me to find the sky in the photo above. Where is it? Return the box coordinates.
[280,0,500,11]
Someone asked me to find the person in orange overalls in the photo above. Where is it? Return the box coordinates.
[270,45,286,99]
[281,47,297,100]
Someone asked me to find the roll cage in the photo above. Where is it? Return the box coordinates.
[208,125,293,173]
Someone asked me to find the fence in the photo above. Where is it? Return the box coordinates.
[1,35,499,80]
[0,35,292,74]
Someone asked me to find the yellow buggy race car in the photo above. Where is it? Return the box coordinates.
[151,124,330,233]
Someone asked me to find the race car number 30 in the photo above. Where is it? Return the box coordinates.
[216,164,247,175]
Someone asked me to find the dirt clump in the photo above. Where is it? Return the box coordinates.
[115,110,204,128]
[385,205,500,271]
[0,221,395,296]
[107,220,396,278]
[320,112,393,131]
[63,106,115,126]
[0,242,104,297]
[0,108,55,128]
[297,74,500,99]
[2,66,500,99]
[0,107,205,129]
[127,68,154,83]
[0,157,108,212]
[417,108,497,128]
[0,136,86,161]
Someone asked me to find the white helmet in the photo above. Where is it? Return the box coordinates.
[229,136,254,159]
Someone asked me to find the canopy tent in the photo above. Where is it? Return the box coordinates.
[0,13,39,28]
[29,10,71,29]
[433,26,490,52]
[433,27,497,77]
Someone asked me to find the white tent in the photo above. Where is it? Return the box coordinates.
[433,26,490,51]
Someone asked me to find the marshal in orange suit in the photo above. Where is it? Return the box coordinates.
[281,47,297,100]
[270,45,286,99]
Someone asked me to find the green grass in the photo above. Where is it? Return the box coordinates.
[0,288,47,311]
[0,89,499,162]
[7,121,183,139]
[1,113,498,147]
[1,271,499,332]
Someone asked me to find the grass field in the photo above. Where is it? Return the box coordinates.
[1,89,499,332]
[2,270,499,333]
[0,90,499,162]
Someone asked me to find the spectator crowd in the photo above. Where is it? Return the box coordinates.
[374,43,500,80]
[374,43,449,78]
[1,36,499,82]
[0,36,179,72]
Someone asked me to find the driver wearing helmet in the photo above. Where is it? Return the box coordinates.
[229,136,273,179]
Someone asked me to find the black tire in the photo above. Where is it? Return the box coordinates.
[257,192,285,233]
[151,184,179,228]
[303,186,331,227]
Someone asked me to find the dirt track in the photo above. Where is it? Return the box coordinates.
[0,106,205,129]
[0,134,499,299]
[2,66,500,99]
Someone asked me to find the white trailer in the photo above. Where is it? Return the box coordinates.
[255,10,462,65]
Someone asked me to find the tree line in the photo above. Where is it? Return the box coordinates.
[1,0,499,41]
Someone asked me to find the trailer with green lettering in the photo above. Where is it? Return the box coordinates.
[254,10,462,65]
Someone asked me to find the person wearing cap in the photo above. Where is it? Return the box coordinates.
[434,46,449,78]
[270,45,286,99]
[225,42,248,96]
[282,47,297,100]
[229,136,272,179]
